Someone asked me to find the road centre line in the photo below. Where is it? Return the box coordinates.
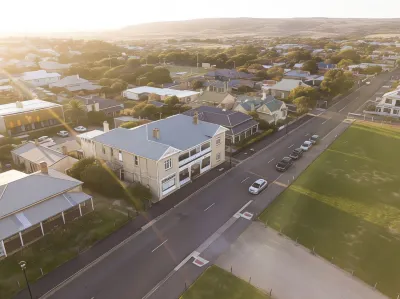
[288,144,294,148]
[204,203,215,212]
[305,133,309,136]
[268,158,275,164]
[151,240,168,253]
[321,117,331,125]
[241,177,250,183]
[338,105,348,113]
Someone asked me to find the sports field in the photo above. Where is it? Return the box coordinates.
[260,122,400,298]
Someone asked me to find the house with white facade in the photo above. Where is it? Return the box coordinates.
[78,115,227,200]
[373,89,400,118]
[123,86,199,103]
[49,75,101,92]
[20,70,61,87]
[39,61,71,72]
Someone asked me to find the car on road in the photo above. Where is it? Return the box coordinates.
[275,157,293,172]
[300,140,313,151]
[57,130,69,137]
[37,136,51,143]
[309,135,319,144]
[366,81,371,85]
[289,148,303,160]
[74,126,87,132]
[248,179,268,195]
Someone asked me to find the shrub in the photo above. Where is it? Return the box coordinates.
[237,129,274,149]
[258,119,270,130]
[125,183,152,211]
[0,144,15,162]
[68,157,96,180]
[120,121,140,129]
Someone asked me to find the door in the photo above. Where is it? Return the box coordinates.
[120,168,125,181]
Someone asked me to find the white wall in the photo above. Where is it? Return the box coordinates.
[24,76,60,87]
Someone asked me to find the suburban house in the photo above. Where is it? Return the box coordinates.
[122,86,199,103]
[193,90,237,110]
[113,116,142,128]
[183,106,258,144]
[304,75,325,87]
[11,141,78,173]
[39,61,71,73]
[373,89,400,118]
[348,63,393,72]
[264,79,311,99]
[49,75,101,92]
[20,70,61,87]
[0,99,65,136]
[234,95,287,124]
[204,79,256,92]
[204,69,254,81]
[283,70,311,80]
[76,95,124,117]
[78,115,227,200]
[317,62,337,73]
[0,164,93,258]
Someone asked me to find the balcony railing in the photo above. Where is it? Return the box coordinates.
[178,147,211,167]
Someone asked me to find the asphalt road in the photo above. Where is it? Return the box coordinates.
[45,70,399,299]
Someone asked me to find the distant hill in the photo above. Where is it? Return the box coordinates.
[113,18,400,39]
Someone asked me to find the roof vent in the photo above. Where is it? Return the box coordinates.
[16,101,23,108]
[152,128,160,139]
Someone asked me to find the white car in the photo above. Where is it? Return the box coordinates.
[74,126,87,132]
[366,81,371,85]
[37,136,51,143]
[57,130,69,137]
[248,179,268,195]
[300,140,313,151]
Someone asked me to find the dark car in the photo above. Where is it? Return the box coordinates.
[289,148,303,160]
[275,157,293,172]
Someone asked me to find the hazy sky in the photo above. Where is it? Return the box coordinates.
[1,0,399,34]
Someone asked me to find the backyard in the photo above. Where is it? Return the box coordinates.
[259,121,400,298]
[181,265,270,299]
[0,190,133,299]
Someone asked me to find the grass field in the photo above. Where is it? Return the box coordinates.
[181,266,270,299]
[0,191,132,299]
[259,122,400,298]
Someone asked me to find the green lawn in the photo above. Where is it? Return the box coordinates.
[181,266,270,299]
[259,122,400,298]
[0,191,132,299]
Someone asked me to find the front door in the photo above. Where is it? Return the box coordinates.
[120,168,125,181]
[191,162,201,178]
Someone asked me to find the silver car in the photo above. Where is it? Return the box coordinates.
[248,179,268,195]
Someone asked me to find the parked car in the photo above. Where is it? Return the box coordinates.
[248,179,268,195]
[309,135,319,144]
[289,148,303,160]
[366,81,371,85]
[74,126,87,132]
[37,136,51,143]
[57,130,69,137]
[275,157,293,172]
[300,140,313,151]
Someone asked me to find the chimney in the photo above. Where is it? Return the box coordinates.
[16,101,23,108]
[61,145,68,155]
[193,112,199,125]
[39,161,48,174]
[103,121,110,132]
[153,128,160,139]
[34,139,39,146]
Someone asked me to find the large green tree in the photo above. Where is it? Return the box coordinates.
[293,96,312,114]
[65,98,87,125]
[337,59,353,69]
[320,69,354,97]
[301,60,318,74]
[289,85,319,103]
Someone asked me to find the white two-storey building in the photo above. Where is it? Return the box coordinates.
[78,114,227,201]
[375,89,400,118]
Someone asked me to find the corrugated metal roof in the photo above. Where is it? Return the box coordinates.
[270,79,309,92]
[12,142,66,165]
[0,99,61,116]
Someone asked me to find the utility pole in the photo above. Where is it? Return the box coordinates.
[197,52,199,70]
[108,55,112,69]
[19,261,33,299]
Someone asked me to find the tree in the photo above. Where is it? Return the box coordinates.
[68,157,96,180]
[267,67,284,81]
[396,59,400,67]
[148,93,161,101]
[87,111,107,125]
[127,58,141,69]
[289,85,319,103]
[362,66,382,75]
[337,59,353,69]
[248,64,263,70]
[120,121,141,129]
[293,96,312,114]
[301,60,318,74]
[142,104,158,118]
[237,85,251,93]
[337,49,360,64]
[192,80,203,90]
[286,49,312,63]
[320,69,354,97]
[65,99,87,125]
[147,82,156,87]
[81,164,124,197]
[164,96,179,106]
[111,81,126,92]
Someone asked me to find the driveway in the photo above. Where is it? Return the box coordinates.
[216,222,387,299]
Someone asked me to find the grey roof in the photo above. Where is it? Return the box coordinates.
[182,106,258,137]
[236,95,284,113]
[12,142,66,166]
[76,96,124,111]
[270,79,309,92]
[93,114,225,160]
[205,69,254,80]
[149,100,166,107]
[198,91,230,104]
[0,169,82,219]
[0,191,90,240]
[284,70,310,78]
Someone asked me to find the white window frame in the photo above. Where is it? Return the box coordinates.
[216,152,221,161]
[118,150,123,162]
[164,158,172,170]
[216,137,221,146]
[161,174,176,192]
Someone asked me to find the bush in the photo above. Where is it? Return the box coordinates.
[125,183,152,211]
[68,157,96,180]
[258,119,270,130]
[87,111,108,126]
[0,144,15,162]
[236,129,274,149]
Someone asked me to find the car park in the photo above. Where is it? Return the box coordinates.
[57,130,69,137]
[300,140,312,151]
[309,135,319,144]
[248,179,268,195]
[289,148,303,160]
[275,157,293,172]
[74,126,87,132]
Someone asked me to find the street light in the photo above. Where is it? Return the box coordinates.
[19,261,33,299]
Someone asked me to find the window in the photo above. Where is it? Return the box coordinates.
[385,98,392,104]
[383,108,391,113]
[179,152,189,161]
[162,174,176,192]
[216,153,221,161]
[102,146,105,154]
[216,137,221,146]
[164,158,172,170]
[111,148,114,156]
[396,100,400,107]
[201,156,210,168]
[201,142,210,151]
[251,126,257,134]
[118,150,123,161]
[134,155,139,166]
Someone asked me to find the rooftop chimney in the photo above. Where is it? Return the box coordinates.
[16,101,23,108]
[153,128,160,139]
[103,121,110,132]
[61,145,68,155]
[39,161,48,174]
[193,112,199,125]
[34,139,39,146]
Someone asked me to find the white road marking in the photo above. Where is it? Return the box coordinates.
[288,144,294,148]
[204,203,215,212]
[305,133,309,136]
[322,122,344,140]
[151,240,168,253]
[174,251,199,271]
[234,200,253,218]
[321,117,331,124]
[268,158,275,164]
[241,177,250,183]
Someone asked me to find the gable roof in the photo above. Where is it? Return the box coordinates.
[50,75,88,87]
[205,69,254,80]
[0,99,61,117]
[198,91,231,104]
[76,96,123,110]
[270,79,309,92]
[317,62,337,69]
[284,70,310,78]
[236,95,284,113]
[93,114,226,160]
[0,169,82,219]
[12,142,66,166]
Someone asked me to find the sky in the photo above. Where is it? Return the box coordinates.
[1,0,400,34]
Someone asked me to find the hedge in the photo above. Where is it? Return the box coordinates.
[236,129,274,149]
